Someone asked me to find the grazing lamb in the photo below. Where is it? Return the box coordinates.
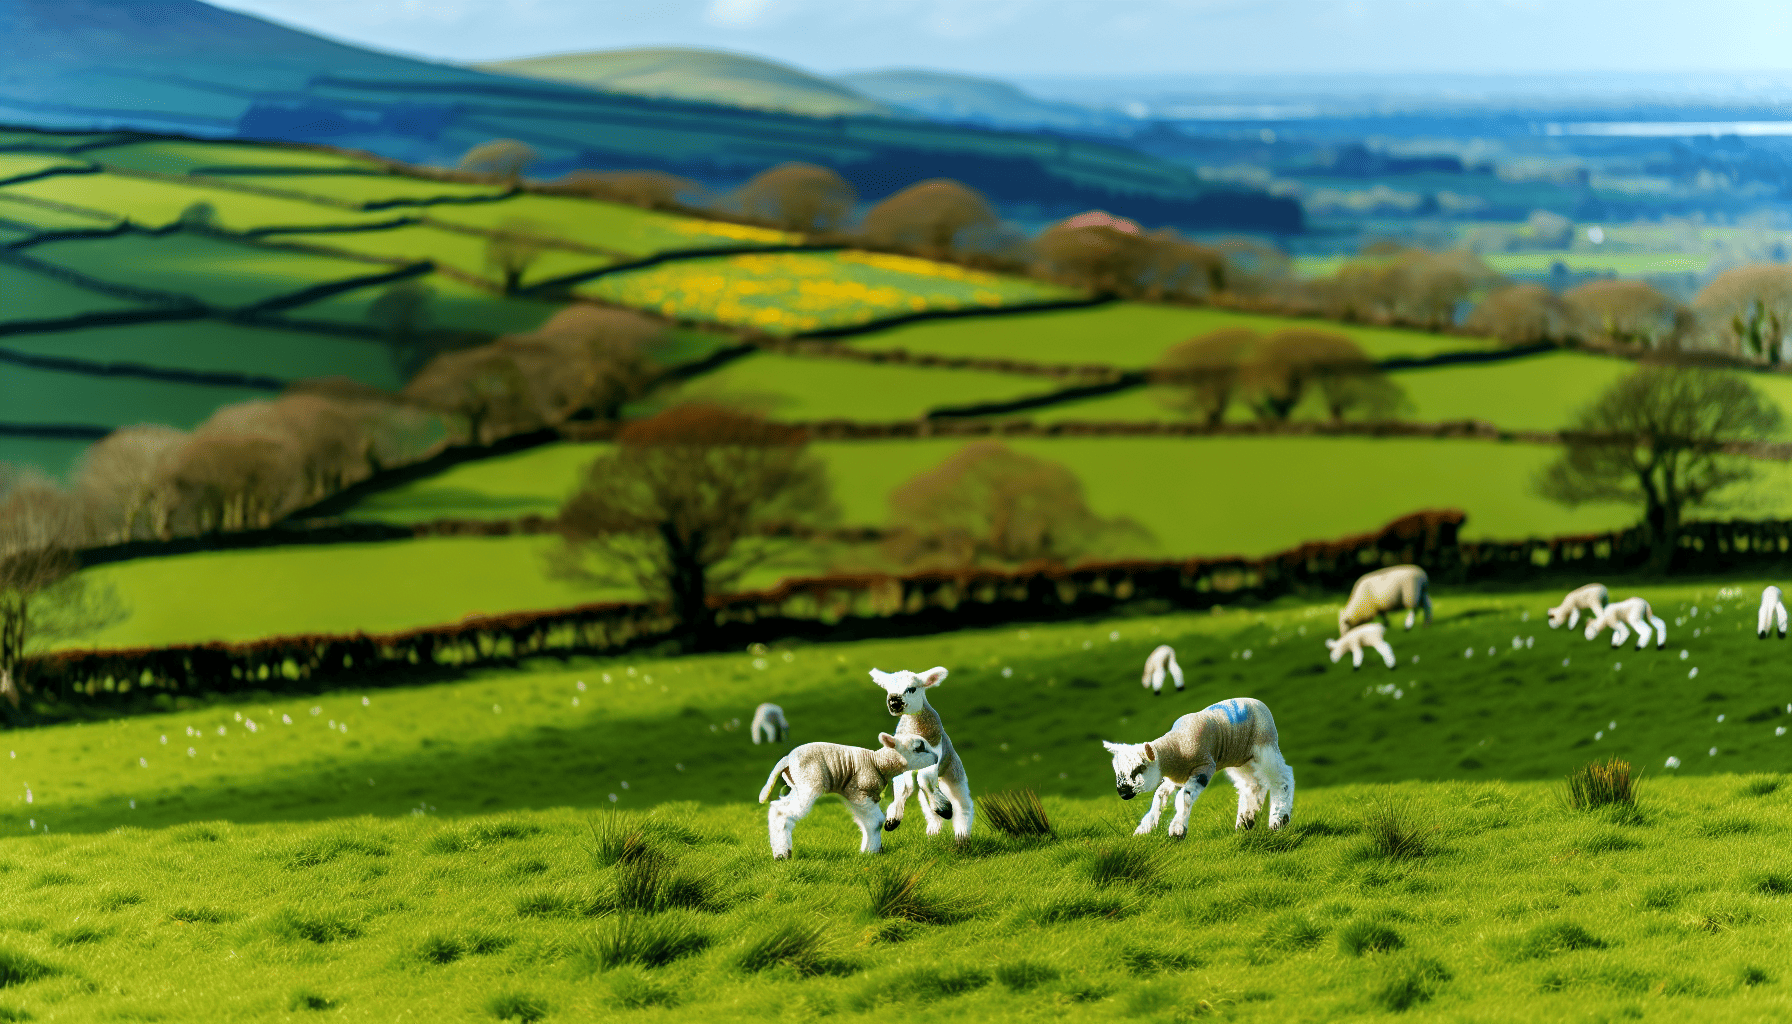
[758,733,938,859]
[1141,645,1185,695]
[1340,565,1431,635]
[1103,697,1294,838]
[1324,622,1396,670]
[1584,596,1667,650]
[1547,583,1609,631]
[870,666,974,841]
[751,703,789,745]
[1760,586,1787,640]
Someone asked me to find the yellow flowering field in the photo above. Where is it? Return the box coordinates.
[580,249,1082,333]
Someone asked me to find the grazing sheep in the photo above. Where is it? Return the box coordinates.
[1339,565,1431,636]
[870,666,974,841]
[1324,622,1396,670]
[1760,586,1787,640]
[1141,645,1184,695]
[1547,583,1609,631]
[758,733,938,859]
[1102,697,1294,838]
[1584,597,1667,650]
[751,703,789,745]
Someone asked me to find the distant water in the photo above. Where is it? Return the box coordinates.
[1545,121,1792,137]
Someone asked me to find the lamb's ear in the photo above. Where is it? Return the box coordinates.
[868,668,889,686]
[919,666,948,688]
[1142,742,1157,763]
[878,732,898,748]
[1101,740,1125,755]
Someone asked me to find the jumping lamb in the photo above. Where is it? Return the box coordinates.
[1547,583,1609,631]
[1325,622,1396,669]
[1584,596,1667,650]
[870,666,974,841]
[1760,586,1787,640]
[1340,564,1431,635]
[751,703,789,745]
[1102,696,1294,838]
[1141,645,1185,695]
[757,733,938,859]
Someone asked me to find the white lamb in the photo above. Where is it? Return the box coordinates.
[1584,596,1667,650]
[1324,622,1396,669]
[1141,645,1185,695]
[751,703,789,744]
[870,666,974,841]
[1760,586,1787,640]
[1547,583,1608,631]
[1340,564,1431,635]
[757,733,938,859]
[1103,697,1294,838]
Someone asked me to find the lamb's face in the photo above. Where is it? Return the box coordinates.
[870,666,947,717]
[1583,615,1603,641]
[1102,740,1161,800]
[1323,637,1343,663]
[1547,606,1569,629]
[880,732,939,772]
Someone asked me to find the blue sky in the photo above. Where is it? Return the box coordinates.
[212,0,1792,78]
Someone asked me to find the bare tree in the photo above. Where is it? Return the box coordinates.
[881,441,1152,570]
[164,432,301,535]
[732,163,856,233]
[0,477,124,712]
[1562,280,1688,351]
[555,405,836,643]
[560,170,702,211]
[1330,248,1501,330]
[1238,329,1403,422]
[1693,263,1792,364]
[1465,284,1568,345]
[1151,328,1258,426]
[75,425,188,544]
[404,346,538,446]
[459,139,537,182]
[1537,367,1782,570]
[860,178,998,258]
[485,218,550,294]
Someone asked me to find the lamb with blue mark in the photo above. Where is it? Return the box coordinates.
[1103,697,1294,838]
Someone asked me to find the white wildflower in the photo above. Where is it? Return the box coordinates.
[577,681,587,692]
[1708,747,1718,756]
[1465,648,1474,659]
[1679,650,1689,660]
[1665,756,1681,768]
[1689,668,1699,679]
[1109,631,1120,641]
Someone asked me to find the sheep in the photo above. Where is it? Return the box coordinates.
[1324,622,1396,670]
[869,666,974,841]
[1584,596,1667,650]
[1102,697,1294,838]
[1141,645,1184,695]
[1760,586,1787,640]
[1547,583,1609,631]
[757,733,938,859]
[751,703,789,745]
[1339,564,1431,636]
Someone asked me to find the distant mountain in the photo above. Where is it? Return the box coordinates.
[839,70,1111,130]
[480,48,892,120]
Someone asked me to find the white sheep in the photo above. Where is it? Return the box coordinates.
[751,703,789,744]
[757,733,938,859]
[1102,697,1294,838]
[1141,645,1184,695]
[1340,564,1431,635]
[1584,596,1666,650]
[1760,586,1787,640]
[1547,583,1609,631]
[1324,622,1396,669]
[870,666,974,841]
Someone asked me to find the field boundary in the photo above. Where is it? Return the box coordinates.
[0,344,287,391]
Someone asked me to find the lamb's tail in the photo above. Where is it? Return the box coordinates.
[1416,576,1432,624]
[759,756,792,804]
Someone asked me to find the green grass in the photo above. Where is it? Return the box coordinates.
[7,593,1792,1020]
[0,438,91,484]
[279,271,564,336]
[427,193,799,257]
[0,194,120,232]
[0,153,89,181]
[1,320,405,390]
[224,175,508,206]
[0,363,273,432]
[581,250,1080,334]
[25,233,395,308]
[3,173,398,232]
[0,262,160,325]
[639,352,1061,421]
[842,301,1489,367]
[260,224,613,288]
[82,140,384,176]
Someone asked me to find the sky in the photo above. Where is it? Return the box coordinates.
[210,0,1792,79]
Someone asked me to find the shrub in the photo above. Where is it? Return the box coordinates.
[1358,797,1433,861]
[1370,956,1451,1012]
[1087,843,1163,887]
[589,915,710,969]
[0,947,59,987]
[865,864,975,924]
[981,790,1053,837]
[737,920,851,976]
[1338,920,1405,956]
[1516,922,1606,959]
[485,989,549,1021]
[995,961,1059,991]
[1565,758,1636,810]
[266,908,362,944]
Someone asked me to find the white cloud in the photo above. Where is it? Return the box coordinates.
[706,0,776,28]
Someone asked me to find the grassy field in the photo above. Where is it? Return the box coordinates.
[581,251,1080,334]
[0,262,162,325]
[1,363,274,432]
[261,224,613,288]
[427,194,798,257]
[639,353,1063,421]
[1,321,405,389]
[841,302,1490,367]
[229,175,509,206]
[278,272,565,336]
[24,233,398,308]
[2,172,399,232]
[82,140,384,175]
[0,152,90,181]
[0,194,119,232]
[7,592,1792,1021]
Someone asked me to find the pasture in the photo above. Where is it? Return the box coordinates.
[2,172,400,232]
[7,590,1792,1021]
[1,321,406,389]
[22,233,398,309]
[260,224,613,288]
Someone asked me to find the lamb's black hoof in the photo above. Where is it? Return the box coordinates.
[935,805,953,821]
[882,818,901,832]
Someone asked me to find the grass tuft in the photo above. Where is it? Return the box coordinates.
[865,863,975,924]
[981,790,1053,837]
[852,966,991,1008]
[1738,965,1773,987]
[0,948,60,988]
[1737,776,1782,798]
[49,926,106,947]
[590,812,661,868]
[427,820,543,855]
[485,989,549,1021]
[995,961,1059,991]
[1516,921,1606,959]
[1695,817,1757,838]
[1748,872,1792,896]
[1370,955,1451,1012]
[587,915,710,970]
[606,970,679,1009]
[287,988,337,1012]
[612,857,721,914]
[1580,831,1639,854]
[1565,758,1636,811]
[515,890,604,918]
[1338,919,1405,956]
[1121,946,1199,975]
[0,1007,26,1023]
[736,920,851,976]
[1086,842,1164,887]
[167,906,233,925]
[1357,797,1434,861]
[266,908,363,945]
[282,831,390,869]
[1257,912,1328,954]
[96,889,144,912]
[1237,827,1305,853]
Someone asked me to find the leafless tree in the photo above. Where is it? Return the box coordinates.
[1537,367,1782,570]
[1692,263,1792,363]
[555,405,836,643]
[75,425,188,544]
[1239,329,1404,422]
[164,431,301,535]
[0,476,124,712]
[459,139,537,182]
[1329,248,1501,330]
[1151,328,1257,426]
[861,179,998,258]
[731,163,856,233]
[1465,284,1568,345]
[1562,280,1688,351]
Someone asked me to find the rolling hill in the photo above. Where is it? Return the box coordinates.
[480,48,892,119]
[839,69,1113,130]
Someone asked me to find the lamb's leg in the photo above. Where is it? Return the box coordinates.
[1227,766,1264,830]
[1568,609,1581,630]
[1404,608,1416,630]
[1651,615,1667,649]
[1167,776,1208,839]
[768,787,818,860]
[1372,639,1396,669]
[846,797,886,854]
[1258,744,1295,830]
[1135,779,1176,835]
[882,771,914,832]
[1351,646,1364,670]
[1777,602,1787,638]
[914,764,947,836]
[937,771,974,842]
[1633,618,1652,650]
[1610,621,1630,647]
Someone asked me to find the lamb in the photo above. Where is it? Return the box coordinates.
[870,666,974,841]
[1324,622,1396,669]
[1547,583,1609,631]
[751,703,789,745]
[1102,697,1294,838]
[757,733,938,859]
[1339,564,1431,635]
[1141,645,1185,695]
[1584,596,1667,650]
[1760,586,1787,640]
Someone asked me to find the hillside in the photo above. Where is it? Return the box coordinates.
[480,48,892,119]
[840,68,1111,129]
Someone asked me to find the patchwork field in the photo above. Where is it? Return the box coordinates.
[1,320,405,388]
[639,353,1064,421]
[22,233,400,309]
[260,223,613,288]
